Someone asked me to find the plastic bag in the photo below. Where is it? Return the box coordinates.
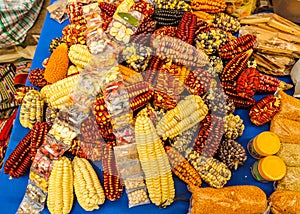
[188,185,267,214]
[47,0,68,23]
[268,190,300,214]
[277,167,300,191]
[291,59,300,98]
[277,143,300,167]
[270,115,300,144]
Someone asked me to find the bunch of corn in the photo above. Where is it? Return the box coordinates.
[41,74,79,109]
[187,151,231,188]
[156,95,208,139]
[165,146,202,187]
[135,114,175,207]
[20,89,44,129]
[73,157,105,211]
[68,44,92,69]
[47,157,73,214]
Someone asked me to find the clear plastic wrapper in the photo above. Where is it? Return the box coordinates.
[47,0,68,23]
[126,187,150,208]
[30,151,53,181]
[269,190,300,214]
[270,115,300,144]
[188,185,267,214]
[17,194,43,214]
[26,181,47,205]
[39,134,70,159]
[291,59,300,98]
[277,143,300,167]
[29,171,48,193]
[277,167,300,191]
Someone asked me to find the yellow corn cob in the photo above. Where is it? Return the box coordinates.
[67,65,83,76]
[192,11,214,24]
[177,65,191,83]
[41,74,79,109]
[135,113,175,207]
[118,64,144,84]
[73,157,105,211]
[156,95,208,139]
[47,157,74,214]
[68,44,92,69]
[191,0,226,13]
[20,89,44,129]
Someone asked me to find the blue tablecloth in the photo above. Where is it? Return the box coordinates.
[0,2,294,214]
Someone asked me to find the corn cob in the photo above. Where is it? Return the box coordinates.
[224,113,244,140]
[20,89,44,129]
[68,44,92,69]
[192,11,214,24]
[176,12,197,45]
[67,2,86,25]
[47,157,74,214]
[156,95,208,139]
[44,43,69,84]
[62,23,87,46]
[28,68,49,88]
[76,137,104,161]
[153,9,185,26]
[152,35,209,68]
[134,20,157,36]
[249,95,281,126]
[67,65,82,76]
[220,49,253,82]
[92,95,115,141]
[67,139,87,158]
[4,131,31,178]
[102,141,124,201]
[118,65,144,85]
[154,0,191,11]
[185,68,212,96]
[218,34,256,59]
[41,74,79,109]
[187,152,231,188]
[236,67,260,98]
[195,29,228,55]
[191,0,226,13]
[49,37,64,54]
[212,12,241,33]
[165,146,202,187]
[73,157,105,211]
[256,73,293,93]
[99,2,116,18]
[126,81,154,111]
[170,124,199,158]
[14,86,35,104]
[135,114,175,207]
[194,114,225,157]
[131,1,155,22]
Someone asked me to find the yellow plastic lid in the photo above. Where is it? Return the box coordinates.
[258,156,286,181]
[253,131,281,156]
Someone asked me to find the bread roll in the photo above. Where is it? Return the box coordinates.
[189,185,267,214]
[269,190,300,214]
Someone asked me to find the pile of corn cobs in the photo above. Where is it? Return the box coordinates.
[5,0,295,213]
